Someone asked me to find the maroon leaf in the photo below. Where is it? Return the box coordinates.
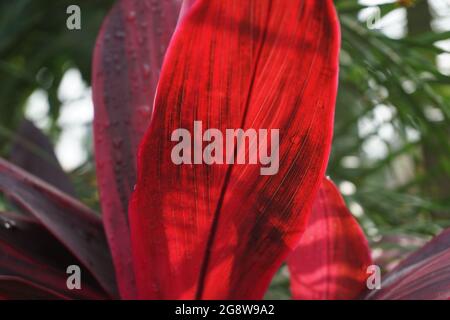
[92,0,183,298]
[0,276,68,300]
[9,119,76,196]
[287,178,372,300]
[0,158,117,297]
[365,228,450,300]
[129,0,340,299]
[0,211,109,299]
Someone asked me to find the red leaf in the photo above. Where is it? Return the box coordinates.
[0,158,117,297]
[287,178,372,300]
[365,228,450,300]
[0,211,108,299]
[9,119,76,196]
[92,0,183,298]
[0,276,68,300]
[130,0,340,299]
[178,0,197,25]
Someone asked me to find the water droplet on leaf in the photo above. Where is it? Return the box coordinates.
[127,11,136,21]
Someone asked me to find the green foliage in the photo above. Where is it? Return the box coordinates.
[0,0,114,146]
[334,0,450,238]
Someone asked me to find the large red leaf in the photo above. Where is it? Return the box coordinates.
[364,228,450,300]
[0,158,117,297]
[9,119,76,196]
[287,178,372,300]
[92,0,183,298]
[130,0,340,299]
[0,211,108,299]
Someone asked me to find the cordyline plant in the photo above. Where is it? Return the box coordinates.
[0,0,449,300]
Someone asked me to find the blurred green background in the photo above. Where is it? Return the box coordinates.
[0,0,449,299]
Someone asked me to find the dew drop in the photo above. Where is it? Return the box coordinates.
[138,105,151,117]
[113,137,123,148]
[143,63,151,77]
[2,220,15,230]
[127,10,136,21]
[115,31,125,39]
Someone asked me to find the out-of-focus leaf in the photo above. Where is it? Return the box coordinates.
[288,178,372,300]
[364,228,450,300]
[9,119,75,196]
[0,276,67,300]
[0,158,118,297]
[0,211,109,299]
[92,0,183,299]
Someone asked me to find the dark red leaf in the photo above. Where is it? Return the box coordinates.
[365,228,450,300]
[92,0,183,298]
[9,119,76,196]
[129,0,340,299]
[0,276,67,300]
[287,178,372,300]
[0,158,117,297]
[0,211,108,299]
